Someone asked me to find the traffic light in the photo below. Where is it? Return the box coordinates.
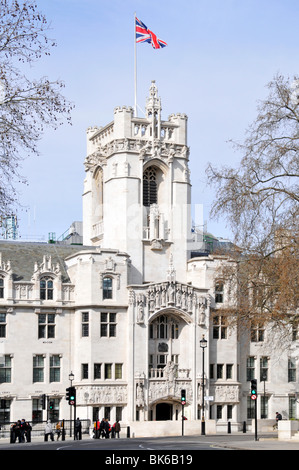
[66,386,76,406]
[69,387,76,406]
[251,379,257,400]
[40,394,46,409]
[49,400,54,410]
[181,389,186,405]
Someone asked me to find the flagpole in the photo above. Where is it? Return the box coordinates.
[134,12,137,117]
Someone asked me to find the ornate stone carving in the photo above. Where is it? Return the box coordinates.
[213,385,240,403]
[76,385,127,405]
[149,378,192,404]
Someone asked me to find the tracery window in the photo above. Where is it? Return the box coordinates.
[40,277,54,300]
[143,166,157,207]
[149,315,179,339]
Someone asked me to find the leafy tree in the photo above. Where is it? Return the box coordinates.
[0,0,73,218]
[206,74,299,337]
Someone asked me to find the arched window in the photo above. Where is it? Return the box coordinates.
[40,277,54,300]
[103,277,113,300]
[143,166,157,207]
[157,315,168,339]
[149,315,180,340]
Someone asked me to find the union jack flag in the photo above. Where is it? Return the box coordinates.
[135,17,167,49]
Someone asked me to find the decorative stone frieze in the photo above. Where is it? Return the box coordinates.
[76,385,127,405]
[212,385,240,403]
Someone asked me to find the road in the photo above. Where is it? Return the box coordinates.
[2,433,298,456]
[0,435,226,451]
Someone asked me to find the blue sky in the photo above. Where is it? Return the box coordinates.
[12,0,299,242]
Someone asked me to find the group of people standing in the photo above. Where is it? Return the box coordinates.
[10,420,32,443]
[93,418,121,439]
[44,418,82,441]
[10,417,121,443]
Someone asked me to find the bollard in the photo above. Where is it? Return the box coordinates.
[62,420,65,441]
[44,433,48,442]
[127,426,130,438]
[243,421,246,433]
[228,421,231,434]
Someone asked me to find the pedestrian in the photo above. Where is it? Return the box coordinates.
[15,420,22,443]
[10,423,17,443]
[44,420,54,441]
[20,419,26,442]
[25,422,32,442]
[114,420,121,438]
[74,417,82,440]
[94,419,100,439]
[104,418,111,438]
[56,421,61,440]
[276,411,282,422]
[99,418,105,438]
[273,411,282,430]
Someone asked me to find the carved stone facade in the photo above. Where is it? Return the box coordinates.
[0,82,296,434]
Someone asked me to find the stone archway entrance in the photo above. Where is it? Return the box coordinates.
[156,403,173,421]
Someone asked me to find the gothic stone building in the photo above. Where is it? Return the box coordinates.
[0,82,297,435]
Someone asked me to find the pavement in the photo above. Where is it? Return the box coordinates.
[205,434,299,451]
[1,432,299,450]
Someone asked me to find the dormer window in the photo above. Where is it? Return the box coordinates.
[40,277,54,300]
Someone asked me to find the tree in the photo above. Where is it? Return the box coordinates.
[0,0,73,218]
[206,74,299,337]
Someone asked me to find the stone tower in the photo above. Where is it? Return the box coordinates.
[83,81,191,284]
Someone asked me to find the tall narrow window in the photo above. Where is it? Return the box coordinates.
[260,357,269,381]
[0,313,6,338]
[156,315,168,339]
[0,355,11,383]
[50,355,61,382]
[115,363,123,379]
[81,312,89,337]
[94,363,102,379]
[103,277,113,299]
[82,363,89,379]
[0,277,4,298]
[288,358,296,382]
[0,399,10,422]
[143,166,157,207]
[33,355,44,382]
[246,356,255,381]
[105,363,112,379]
[215,281,224,303]
[40,277,54,300]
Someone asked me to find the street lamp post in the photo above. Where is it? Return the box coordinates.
[262,371,267,419]
[200,335,207,436]
[69,371,74,437]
